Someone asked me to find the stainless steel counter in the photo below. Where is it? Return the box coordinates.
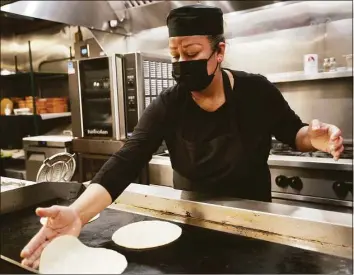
[1,178,352,259]
[0,176,37,192]
[2,195,352,274]
[114,183,353,259]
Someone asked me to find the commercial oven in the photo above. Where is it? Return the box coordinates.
[69,52,174,182]
[69,55,124,140]
[70,52,174,140]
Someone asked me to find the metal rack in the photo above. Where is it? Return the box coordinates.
[1,41,73,136]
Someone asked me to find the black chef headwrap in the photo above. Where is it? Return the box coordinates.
[167,4,224,37]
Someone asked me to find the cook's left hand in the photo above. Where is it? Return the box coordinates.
[308,119,344,160]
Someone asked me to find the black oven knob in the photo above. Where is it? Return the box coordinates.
[290,176,303,191]
[275,175,290,188]
[333,181,351,198]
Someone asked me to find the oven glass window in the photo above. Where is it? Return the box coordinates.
[79,58,112,137]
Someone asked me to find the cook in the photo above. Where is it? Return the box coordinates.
[20,4,344,269]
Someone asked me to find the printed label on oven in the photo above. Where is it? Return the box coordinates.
[87,129,109,135]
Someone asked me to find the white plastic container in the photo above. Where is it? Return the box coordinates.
[304,54,318,74]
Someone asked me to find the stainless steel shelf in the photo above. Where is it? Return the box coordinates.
[39,112,71,120]
[265,68,353,83]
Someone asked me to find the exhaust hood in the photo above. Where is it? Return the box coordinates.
[1,1,292,36]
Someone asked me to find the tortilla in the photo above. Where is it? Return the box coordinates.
[40,213,100,226]
[112,220,182,250]
[39,235,127,274]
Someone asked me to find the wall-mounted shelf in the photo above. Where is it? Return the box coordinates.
[1,112,71,120]
[40,112,71,120]
[0,72,68,79]
[265,68,353,84]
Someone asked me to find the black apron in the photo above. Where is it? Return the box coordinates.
[170,70,271,202]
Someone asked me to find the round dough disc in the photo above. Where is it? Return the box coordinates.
[39,235,128,274]
[40,213,100,226]
[112,220,182,250]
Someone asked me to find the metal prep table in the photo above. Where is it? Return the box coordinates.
[0,180,352,274]
[22,135,73,181]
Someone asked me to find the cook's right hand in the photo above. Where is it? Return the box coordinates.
[20,205,82,269]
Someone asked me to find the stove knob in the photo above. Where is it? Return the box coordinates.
[290,176,303,191]
[275,175,290,188]
[333,181,349,198]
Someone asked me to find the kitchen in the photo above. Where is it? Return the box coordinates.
[0,1,353,274]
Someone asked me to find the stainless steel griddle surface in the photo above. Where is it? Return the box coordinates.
[1,198,352,274]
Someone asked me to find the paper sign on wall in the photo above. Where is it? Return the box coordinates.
[68,61,75,75]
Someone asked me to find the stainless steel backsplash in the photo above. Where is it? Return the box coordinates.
[276,79,353,140]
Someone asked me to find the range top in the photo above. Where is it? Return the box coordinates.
[270,141,353,160]
[155,142,353,160]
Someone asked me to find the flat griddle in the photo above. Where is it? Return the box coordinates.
[1,197,353,274]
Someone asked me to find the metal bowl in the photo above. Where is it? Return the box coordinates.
[36,153,76,182]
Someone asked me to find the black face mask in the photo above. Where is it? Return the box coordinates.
[172,50,219,92]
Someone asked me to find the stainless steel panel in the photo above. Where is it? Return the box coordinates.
[270,166,352,201]
[125,1,352,72]
[268,155,353,171]
[109,56,119,139]
[69,61,83,137]
[25,152,45,181]
[113,183,353,259]
[149,156,174,187]
[0,24,96,72]
[0,1,125,35]
[275,78,353,139]
[1,1,297,37]
[0,181,84,214]
[135,53,144,119]
[90,30,128,56]
[109,1,297,36]
[0,25,73,72]
[272,192,353,208]
[72,138,125,155]
[115,55,127,140]
[126,2,352,140]
[148,155,353,187]
[2,1,351,75]
[224,19,353,74]
[22,136,73,148]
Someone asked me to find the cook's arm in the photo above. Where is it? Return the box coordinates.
[259,75,309,151]
[69,183,112,224]
[70,94,170,225]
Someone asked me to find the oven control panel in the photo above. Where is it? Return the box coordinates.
[123,54,139,135]
[275,175,304,191]
[271,167,353,202]
[123,53,174,137]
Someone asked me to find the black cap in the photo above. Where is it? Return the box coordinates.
[167,4,224,37]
